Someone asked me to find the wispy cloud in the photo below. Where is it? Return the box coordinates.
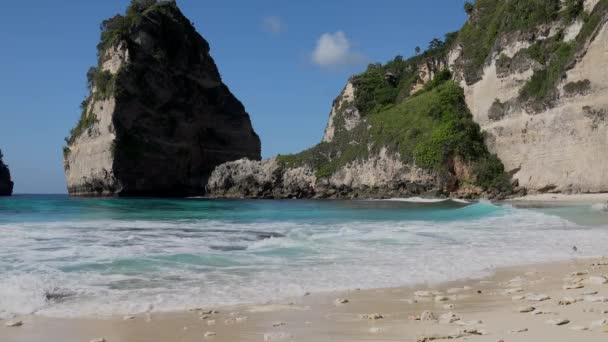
[263,16,285,35]
[311,31,365,68]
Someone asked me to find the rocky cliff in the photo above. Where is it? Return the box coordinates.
[0,149,13,196]
[64,0,260,197]
[208,57,510,199]
[449,0,608,194]
[208,0,608,199]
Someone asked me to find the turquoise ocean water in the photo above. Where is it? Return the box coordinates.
[0,195,607,318]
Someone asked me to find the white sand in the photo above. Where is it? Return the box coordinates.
[2,258,608,341]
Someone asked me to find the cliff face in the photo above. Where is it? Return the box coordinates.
[208,58,510,199]
[209,0,608,199]
[64,1,260,197]
[0,149,13,196]
[449,0,608,194]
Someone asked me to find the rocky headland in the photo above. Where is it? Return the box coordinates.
[208,0,608,199]
[63,0,260,197]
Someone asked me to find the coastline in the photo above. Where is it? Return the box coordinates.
[3,257,608,342]
[507,193,608,204]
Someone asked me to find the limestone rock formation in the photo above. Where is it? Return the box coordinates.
[449,0,608,194]
[63,1,260,197]
[0,149,13,196]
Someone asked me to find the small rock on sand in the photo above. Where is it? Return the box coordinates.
[5,320,23,327]
[204,331,217,338]
[508,328,528,333]
[558,297,578,305]
[583,276,608,285]
[584,295,608,302]
[123,316,135,320]
[434,296,449,302]
[334,298,349,305]
[273,322,286,327]
[570,326,589,331]
[420,311,438,322]
[263,332,293,341]
[505,288,523,294]
[89,339,106,342]
[439,312,461,324]
[443,304,455,310]
[546,318,570,326]
[581,290,598,295]
[526,294,550,301]
[563,284,584,290]
[589,319,608,330]
[369,327,382,334]
[517,306,535,313]
[415,291,441,298]
[362,313,384,320]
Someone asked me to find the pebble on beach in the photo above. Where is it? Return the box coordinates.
[89,339,106,342]
[419,311,438,322]
[204,331,217,338]
[361,313,384,320]
[334,298,349,305]
[517,306,535,313]
[5,320,23,327]
[263,332,293,341]
[583,276,608,285]
[546,318,570,326]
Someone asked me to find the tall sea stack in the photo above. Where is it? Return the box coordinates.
[0,149,13,196]
[63,0,261,197]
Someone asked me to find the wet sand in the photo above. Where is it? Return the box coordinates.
[3,257,608,341]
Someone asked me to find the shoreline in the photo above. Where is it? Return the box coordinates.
[507,193,608,204]
[3,257,608,341]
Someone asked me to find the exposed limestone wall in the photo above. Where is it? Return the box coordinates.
[322,82,360,143]
[452,16,608,193]
[64,44,126,196]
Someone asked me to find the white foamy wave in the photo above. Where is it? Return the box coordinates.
[591,202,608,212]
[1,204,607,318]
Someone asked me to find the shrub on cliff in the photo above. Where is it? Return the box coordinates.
[279,71,510,193]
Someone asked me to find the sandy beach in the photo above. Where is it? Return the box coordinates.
[2,257,608,342]
[507,193,608,204]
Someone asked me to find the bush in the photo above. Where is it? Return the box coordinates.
[563,79,591,95]
[474,154,511,191]
[67,97,98,145]
[464,2,474,14]
[458,0,561,84]
[561,0,584,22]
[519,41,574,104]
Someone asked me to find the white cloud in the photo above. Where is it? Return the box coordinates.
[311,31,364,67]
[263,16,285,34]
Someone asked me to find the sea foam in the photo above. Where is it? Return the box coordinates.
[0,199,606,318]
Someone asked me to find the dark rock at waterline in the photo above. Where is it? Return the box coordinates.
[0,148,13,196]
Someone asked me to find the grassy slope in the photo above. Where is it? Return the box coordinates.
[279,73,510,191]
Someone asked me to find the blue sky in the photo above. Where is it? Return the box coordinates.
[0,0,468,194]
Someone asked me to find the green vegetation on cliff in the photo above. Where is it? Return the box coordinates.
[279,65,510,192]
[460,0,607,107]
